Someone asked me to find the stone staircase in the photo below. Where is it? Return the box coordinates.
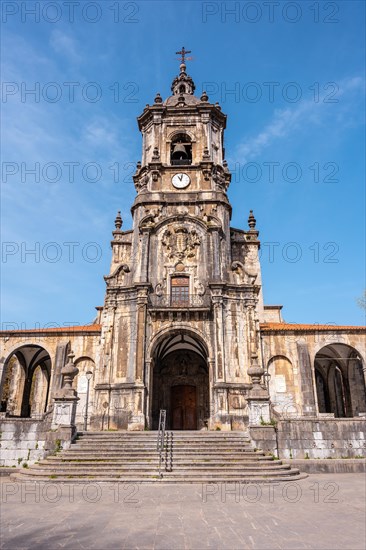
[13,431,306,483]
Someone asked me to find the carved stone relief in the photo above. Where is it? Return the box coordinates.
[231,261,257,284]
[162,226,201,260]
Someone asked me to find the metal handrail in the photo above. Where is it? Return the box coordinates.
[157,409,166,478]
[165,431,173,472]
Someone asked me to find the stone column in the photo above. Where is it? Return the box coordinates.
[246,354,271,425]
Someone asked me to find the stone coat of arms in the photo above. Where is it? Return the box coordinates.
[162,226,201,260]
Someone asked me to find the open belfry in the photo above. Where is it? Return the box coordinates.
[1,51,365,478]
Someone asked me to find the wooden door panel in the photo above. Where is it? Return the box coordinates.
[171,385,197,430]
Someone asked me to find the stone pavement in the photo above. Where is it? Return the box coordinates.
[1,474,365,549]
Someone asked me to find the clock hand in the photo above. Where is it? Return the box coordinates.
[178,174,183,181]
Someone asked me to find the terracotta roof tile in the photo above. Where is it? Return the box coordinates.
[260,323,366,332]
[0,324,101,335]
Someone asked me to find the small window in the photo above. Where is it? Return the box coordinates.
[171,277,189,306]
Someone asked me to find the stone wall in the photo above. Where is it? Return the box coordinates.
[250,419,366,460]
[291,459,366,473]
[0,418,74,468]
[277,418,366,459]
[249,426,278,456]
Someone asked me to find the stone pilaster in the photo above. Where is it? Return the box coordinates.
[297,343,317,416]
[134,285,150,382]
[211,288,225,381]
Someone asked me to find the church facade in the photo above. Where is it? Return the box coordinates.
[1,56,365,464]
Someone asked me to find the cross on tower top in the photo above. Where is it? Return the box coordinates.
[176,47,192,64]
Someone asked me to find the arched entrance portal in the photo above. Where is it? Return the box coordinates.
[151,332,209,430]
[314,344,366,417]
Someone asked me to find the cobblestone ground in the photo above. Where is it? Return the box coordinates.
[1,474,365,549]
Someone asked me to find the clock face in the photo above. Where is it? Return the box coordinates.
[172,173,190,189]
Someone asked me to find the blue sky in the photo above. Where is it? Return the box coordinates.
[1,0,365,328]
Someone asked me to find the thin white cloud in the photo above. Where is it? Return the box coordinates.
[1,32,136,247]
[83,117,121,149]
[49,30,81,63]
[236,75,365,163]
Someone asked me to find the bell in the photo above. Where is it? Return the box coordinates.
[172,143,188,160]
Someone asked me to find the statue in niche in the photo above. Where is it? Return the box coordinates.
[180,356,188,376]
[196,282,205,296]
[155,283,164,296]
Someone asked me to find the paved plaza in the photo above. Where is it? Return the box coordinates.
[1,474,365,549]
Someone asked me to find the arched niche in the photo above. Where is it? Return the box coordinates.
[0,345,51,418]
[314,344,366,417]
[73,357,95,429]
[267,355,298,418]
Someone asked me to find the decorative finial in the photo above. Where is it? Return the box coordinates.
[247,353,264,386]
[154,92,162,104]
[114,211,123,230]
[248,210,256,230]
[60,351,79,397]
[200,90,208,102]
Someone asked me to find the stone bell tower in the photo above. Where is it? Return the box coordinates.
[92,49,265,431]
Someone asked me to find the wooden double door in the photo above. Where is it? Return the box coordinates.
[171,385,197,430]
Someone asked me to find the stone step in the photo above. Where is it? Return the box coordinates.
[78,438,250,441]
[12,430,304,483]
[60,451,264,458]
[74,441,252,444]
[62,454,264,460]
[53,448,265,455]
[72,444,252,447]
[13,474,307,483]
[13,468,305,483]
[72,445,252,450]
[75,438,252,444]
[24,466,291,474]
[77,438,250,442]
[16,466,299,478]
[77,433,251,438]
[45,455,274,464]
